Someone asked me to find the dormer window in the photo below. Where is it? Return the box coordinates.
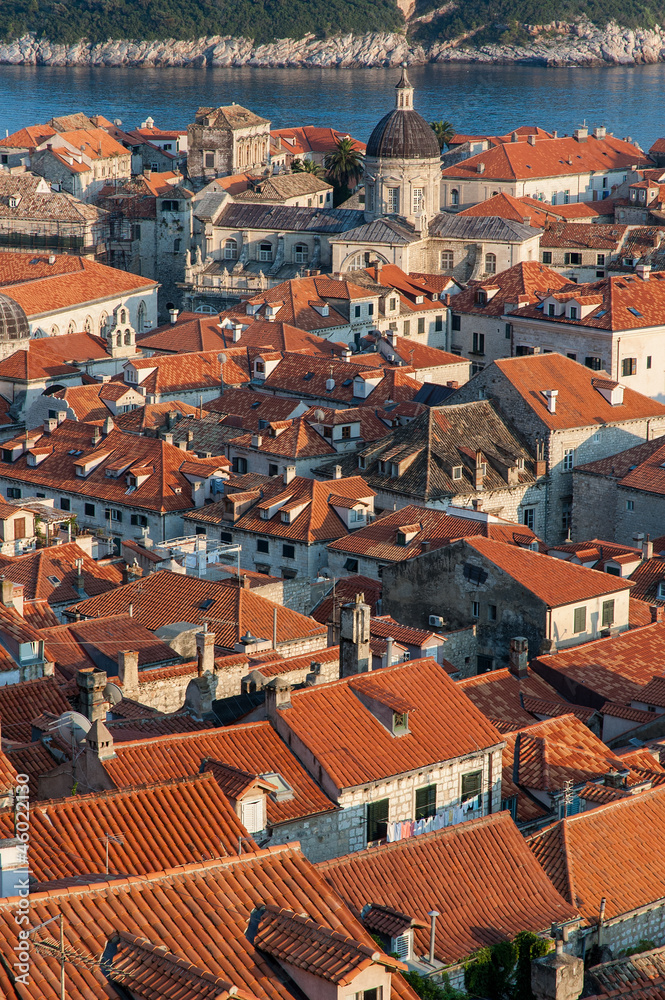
[452,465,463,480]
[256,361,265,374]
[658,582,665,600]
[358,455,366,469]
[392,711,409,735]
[260,508,270,519]
[8,195,21,208]
[391,931,412,961]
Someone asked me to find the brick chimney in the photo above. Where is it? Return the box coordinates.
[474,451,484,491]
[265,677,292,720]
[651,605,665,623]
[508,637,529,679]
[85,718,115,761]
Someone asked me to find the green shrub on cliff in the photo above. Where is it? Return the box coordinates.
[0,0,403,45]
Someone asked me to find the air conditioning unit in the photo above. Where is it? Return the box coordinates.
[429,615,444,628]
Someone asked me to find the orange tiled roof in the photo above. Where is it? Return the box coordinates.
[441,133,647,182]
[271,126,365,155]
[319,811,577,964]
[457,666,567,730]
[0,251,156,317]
[277,658,503,791]
[490,353,665,429]
[311,575,382,625]
[0,124,56,148]
[465,536,631,606]
[540,221,628,250]
[225,273,371,332]
[67,570,326,647]
[459,191,551,227]
[0,841,418,1000]
[233,417,336,460]
[527,785,665,922]
[0,773,250,883]
[451,261,571,319]
[103,721,335,825]
[328,504,538,561]
[253,645,340,679]
[532,621,665,705]
[124,348,248,393]
[0,676,70,742]
[0,540,121,605]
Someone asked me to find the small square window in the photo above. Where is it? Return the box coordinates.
[487,604,497,621]
[257,539,270,553]
[282,543,295,559]
[220,530,232,543]
[60,497,70,512]
[626,499,635,511]
[621,357,637,377]
[354,305,361,318]
[84,503,95,517]
[542,251,552,264]
[268,464,278,477]
[573,606,586,633]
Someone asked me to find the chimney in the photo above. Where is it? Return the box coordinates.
[305,661,323,686]
[85,718,115,760]
[474,451,484,491]
[232,322,242,343]
[76,667,108,724]
[341,348,352,362]
[531,930,583,1000]
[103,416,114,436]
[593,126,607,139]
[283,465,296,485]
[196,629,216,675]
[527,134,536,146]
[385,636,393,668]
[421,539,430,553]
[573,126,588,142]
[251,434,263,448]
[651,605,665,623]
[48,254,56,265]
[265,677,292,720]
[0,577,13,609]
[545,389,558,414]
[43,418,57,434]
[427,910,439,964]
[92,425,101,446]
[387,330,398,348]
[509,637,529,679]
[144,167,152,180]
[169,308,179,325]
[477,162,485,174]
[333,464,342,480]
[636,263,651,281]
[117,650,139,698]
[511,132,518,143]
[75,557,85,597]
[374,259,383,275]
[184,673,214,719]
[643,535,654,560]
[339,597,371,676]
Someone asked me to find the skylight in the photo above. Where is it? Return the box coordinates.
[627,307,643,317]
[199,598,215,610]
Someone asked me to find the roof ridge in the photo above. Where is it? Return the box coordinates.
[35,771,216,808]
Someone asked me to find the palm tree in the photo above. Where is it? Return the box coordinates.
[292,157,325,177]
[324,137,364,190]
[430,120,455,151]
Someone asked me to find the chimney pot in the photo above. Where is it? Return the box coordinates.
[509,636,529,679]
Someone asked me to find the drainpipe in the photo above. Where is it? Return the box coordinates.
[598,897,606,949]
[427,910,439,964]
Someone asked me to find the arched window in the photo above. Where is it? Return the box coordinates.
[259,241,272,262]
[124,330,132,345]
[441,250,454,271]
[492,190,499,196]
[116,333,122,347]
[67,320,76,335]
[84,315,94,335]
[99,312,108,335]
[50,324,59,336]
[136,301,146,335]
[451,189,459,207]
[224,238,238,260]
[173,237,181,253]
[485,252,497,274]
[119,309,127,324]
[294,243,308,264]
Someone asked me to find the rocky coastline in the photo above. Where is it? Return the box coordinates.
[1,21,665,69]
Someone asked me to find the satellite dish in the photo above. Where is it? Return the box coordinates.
[104,682,122,706]
[54,711,91,747]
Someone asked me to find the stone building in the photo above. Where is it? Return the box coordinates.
[316,400,547,521]
[382,536,632,671]
[449,353,665,542]
[268,644,505,856]
[363,66,441,227]
[572,435,665,544]
[187,104,271,189]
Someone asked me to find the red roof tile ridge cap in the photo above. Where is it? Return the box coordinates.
[287,655,438,702]
[112,719,270,751]
[34,771,216,809]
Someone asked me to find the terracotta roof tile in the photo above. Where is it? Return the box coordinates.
[311,576,382,625]
[457,667,567,729]
[0,677,69,741]
[67,570,325,648]
[489,353,665,429]
[319,811,577,964]
[532,621,665,705]
[103,721,335,825]
[277,658,503,791]
[0,541,121,605]
[527,785,665,922]
[465,536,631,606]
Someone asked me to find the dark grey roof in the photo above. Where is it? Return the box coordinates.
[429,213,539,243]
[213,203,366,233]
[316,401,537,502]
[0,293,30,344]
[332,217,420,246]
[413,382,457,406]
[212,691,264,725]
[366,109,440,160]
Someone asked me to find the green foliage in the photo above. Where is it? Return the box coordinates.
[0,0,403,45]
[292,158,325,177]
[403,971,466,1000]
[430,120,455,150]
[619,939,657,958]
[324,136,364,190]
[464,932,552,1000]
[410,0,665,47]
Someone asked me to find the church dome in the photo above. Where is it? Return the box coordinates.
[0,294,30,343]
[366,67,440,161]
